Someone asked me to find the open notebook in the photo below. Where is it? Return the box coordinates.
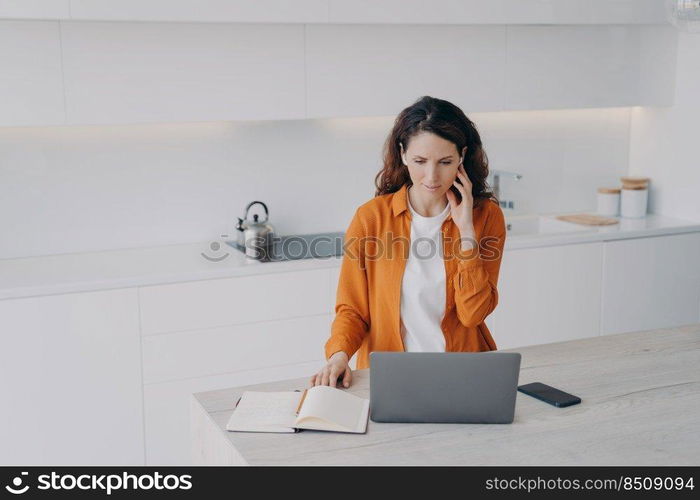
[225,385,370,434]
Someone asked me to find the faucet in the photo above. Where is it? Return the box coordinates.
[489,169,523,209]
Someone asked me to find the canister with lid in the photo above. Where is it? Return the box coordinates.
[620,176,650,189]
[597,187,621,216]
[620,185,648,218]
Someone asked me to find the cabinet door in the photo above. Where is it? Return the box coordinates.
[305,24,505,119]
[0,20,65,126]
[141,315,331,384]
[139,268,331,335]
[0,289,143,465]
[0,1,69,19]
[493,242,603,349]
[60,22,306,125]
[139,268,333,464]
[505,25,675,110]
[142,313,332,465]
[145,357,325,465]
[68,0,328,23]
[601,233,700,335]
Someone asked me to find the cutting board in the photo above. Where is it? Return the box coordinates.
[555,214,619,226]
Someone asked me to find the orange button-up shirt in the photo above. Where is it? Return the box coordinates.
[325,183,506,370]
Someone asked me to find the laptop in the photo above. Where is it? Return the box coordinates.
[369,351,521,424]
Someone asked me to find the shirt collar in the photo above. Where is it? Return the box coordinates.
[391,183,453,221]
[391,183,409,216]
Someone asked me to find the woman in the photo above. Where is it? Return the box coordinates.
[310,95,506,388]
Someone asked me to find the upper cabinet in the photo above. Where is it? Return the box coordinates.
[0,1,678,127]
[0,1,667,25]
[0,0,70,20]
[60,22,306,125]
[0,21,65,127]
[326,0,667,25]
[504,25,677,110]
[69,0,327,23]
[305,24,505,118]
[305,24,677,119]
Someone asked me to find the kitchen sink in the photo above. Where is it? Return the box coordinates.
[505,214,598,237]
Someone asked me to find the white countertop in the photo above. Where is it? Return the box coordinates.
[190,324,700,465]
[2,212,699,301]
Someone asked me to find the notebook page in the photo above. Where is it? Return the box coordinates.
[296,386,368,431]
[225,391,301,431]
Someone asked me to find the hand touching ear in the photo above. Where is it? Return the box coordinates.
[446,163,475,234]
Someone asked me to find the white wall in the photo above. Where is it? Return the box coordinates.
[0,107,631,259]
[474,107,630,215]
[629,32,700,222]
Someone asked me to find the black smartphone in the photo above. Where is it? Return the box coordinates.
[451,165,465,202]
[517,382,581,408]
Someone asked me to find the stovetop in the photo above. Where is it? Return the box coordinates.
[226,231,345,262]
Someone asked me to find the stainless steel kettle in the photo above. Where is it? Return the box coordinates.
[235,201,276,259]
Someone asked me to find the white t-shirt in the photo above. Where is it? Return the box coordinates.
[399,188,450,352]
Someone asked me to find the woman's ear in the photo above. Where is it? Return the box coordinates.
[399,142,408,166]
[460,146,467,164]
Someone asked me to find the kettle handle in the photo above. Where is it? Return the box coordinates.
[244,201,269,223]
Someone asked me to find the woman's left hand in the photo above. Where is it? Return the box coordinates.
[446,163,475,235]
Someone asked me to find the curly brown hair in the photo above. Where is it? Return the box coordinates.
[374,96,496,209]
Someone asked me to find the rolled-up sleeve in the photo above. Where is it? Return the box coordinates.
[325,208,371,360]
[453,203,506,328]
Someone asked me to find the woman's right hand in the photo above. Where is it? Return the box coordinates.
[309,351,352,388]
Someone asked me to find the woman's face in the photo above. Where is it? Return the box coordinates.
[401,131,466,198]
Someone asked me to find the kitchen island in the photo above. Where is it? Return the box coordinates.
[3,213,699,466]
[191,323,700,466]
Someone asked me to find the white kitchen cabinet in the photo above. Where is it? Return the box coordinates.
[305,24,505,119]
[0,289,144,465]
[0,1,69,20]
[144,358,324,465]
[601,232,700,335]
[141,315,331,384]
[0,20,678,127]
[139,268,331,335]
[0,20,65,126]
[1,0,667,25]
[306,23,675,119]
[60,22,306,125]
[327,0,666,25]
[144,346,330,465]
[505,25,676,110]
[492,242,603,349]
[69,0,328,23]
[138,268,333,464]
